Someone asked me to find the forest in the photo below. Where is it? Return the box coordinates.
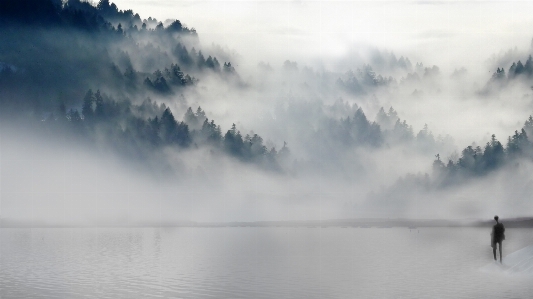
[3,0,533,189]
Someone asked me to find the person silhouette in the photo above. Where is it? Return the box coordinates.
[491,215,505,263]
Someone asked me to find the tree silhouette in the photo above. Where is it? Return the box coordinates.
[82,89,95,121]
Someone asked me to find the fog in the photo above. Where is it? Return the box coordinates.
[112,0,533,74]
[3,0,533,225]
[114,0,533,146]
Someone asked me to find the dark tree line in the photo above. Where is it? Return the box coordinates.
[172,42,236,74]
[60,0,197,35]
[222,124,284,162]
[375,106,449,151]
[41,90,289,168]
[490,55,533,83]
[336,66,395,95]
[432,115,533,185]
[374,115,533,202]
[334,108,383,147]
[0,0,238,116]
[142,65,197,94]
[369,49,413,73]
[272,98,447,163]
[335,56,437,95]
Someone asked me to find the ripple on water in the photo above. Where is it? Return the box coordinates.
[1,227,533,298]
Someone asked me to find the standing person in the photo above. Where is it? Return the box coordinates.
[491,215,505,263]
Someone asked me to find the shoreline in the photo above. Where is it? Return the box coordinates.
[1,217,532,229]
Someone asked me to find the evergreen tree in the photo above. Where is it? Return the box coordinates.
[195,106,206,120]
[432,153,445,172]
[523,115,533,137]
[213,57,221,72]
[352,108,382,146]
[375,107,388,127]
[200,118,222,144]
[224,123,243,156]
[166,20,182,33]
[124,67,137,86]
[144,77,154,88]
[278,141,290,160]
[515,60,525,76]
[67,109,82,123]
[190,47,198,63]
[174,44,193,68]
[458,145,477,172]
[97,0,110,11]
[507,129,529,157]
[184,107,198,128]
[416,124,435,149]
[197,51,206,69]
[483,134,504,170]
[392,119,414,142]
[509,62,517,78]
[492,67,505,80]
[149,70,170,93]
[146,116,161,145]
[168,64,185,85]
[205,56,215,69]
[175,121,191,147]
[249,134,266,157]
[94,89,104,120]
[160,108,177,143]
[82,89,95,120]
[525,55,533,76]
[223,62,235,73]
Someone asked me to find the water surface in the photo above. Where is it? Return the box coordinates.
[1,227,532,298]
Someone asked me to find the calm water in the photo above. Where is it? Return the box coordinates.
[1,227,533,298]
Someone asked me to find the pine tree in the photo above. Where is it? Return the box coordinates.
[94,90,104,120]
[184,107,197,127]
[82,89,95,121]
[205,56,215,69]
[197,51,206,69]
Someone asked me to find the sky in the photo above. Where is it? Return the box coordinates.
[112,0,533,73]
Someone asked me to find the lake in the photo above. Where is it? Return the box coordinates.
[1,227,533,298]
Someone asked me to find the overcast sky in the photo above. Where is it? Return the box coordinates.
[112,0,533,72]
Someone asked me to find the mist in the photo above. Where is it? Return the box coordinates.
[3,0,533,226]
